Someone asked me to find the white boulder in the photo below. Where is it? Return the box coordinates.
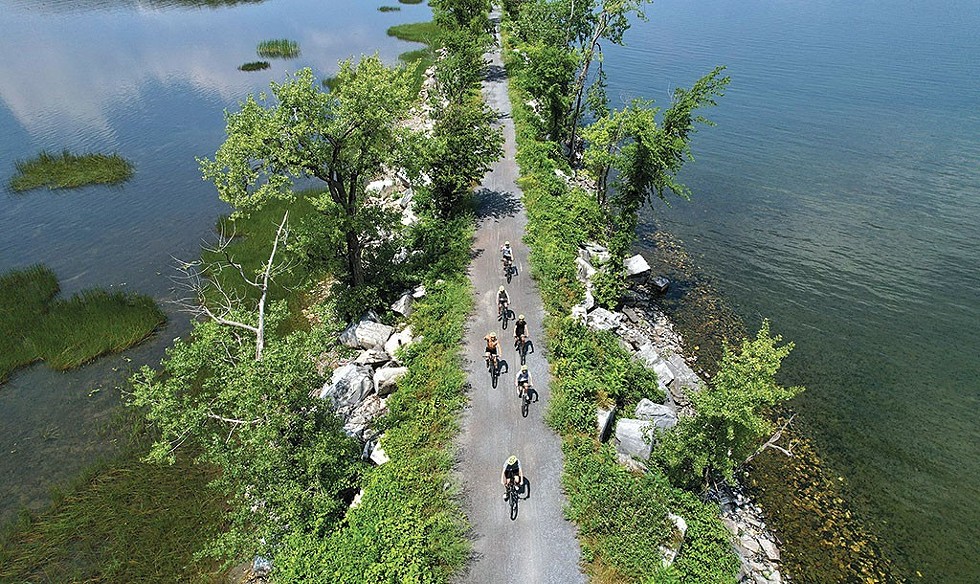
[586,307,622,332]
[391,292,414,317]
[623,254,651,278]
[340,316,395,350]
[597,406,617,442]
[370,440,390,465]
[355,348,391,366]
[319,363,374,410]
[575,256,597,284]
[374,365,409,397]
[384,326,414,356]
[614,418,653,461]
[634,398,678,431]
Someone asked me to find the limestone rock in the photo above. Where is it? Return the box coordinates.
[343,394,387,440]
[623,254,651,278]
[355,348,391,366]
[340,316,395,350]
[634,398,679,431]
[398,189,414,209]
[370,440,390,465]
[319,363,374,410]
[759,537,780,562]
[384,326,414,357]
[586,307,622,332]
[374,365,409,397]
[366,178,394,193]
[597,406,617,442]
[578,242,611,266]
[660,512,688,567]
[614,418,653,461]
[391,292,414,317]
[412,284,426,299]
[575,256,597,284]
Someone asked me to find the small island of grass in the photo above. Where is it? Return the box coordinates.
[257,39,300,59]
[239,60,271,72]
[397,0,424,4]
[9,150,134,192]
[0,265,166,384]
[378,5,401,11]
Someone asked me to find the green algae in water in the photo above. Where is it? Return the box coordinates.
[9,150,133,192]
[378,5,401,11]
[256,39,300,59]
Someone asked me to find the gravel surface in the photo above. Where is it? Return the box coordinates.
[453,14,585,584]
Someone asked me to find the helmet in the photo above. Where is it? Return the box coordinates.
[507,455,518,465]
[521,365,528,371]
[518,314,525,320]
[499,285,505,292]
[490,332,497,339]
[505,241,510,246]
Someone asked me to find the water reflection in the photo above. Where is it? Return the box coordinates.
[0,0,430,526]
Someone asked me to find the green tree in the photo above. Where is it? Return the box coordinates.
[654,320,804,489]
[200,59,416,288]
[129,308,362,562]
[434,25,492,103]
[582,67,728,257]
[425,97,503,217]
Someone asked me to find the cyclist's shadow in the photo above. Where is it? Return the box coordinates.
[497,359,510,376]
[518,476,531,500]
[525,386,539,403]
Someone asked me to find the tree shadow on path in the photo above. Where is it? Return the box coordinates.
[475,187,520,223]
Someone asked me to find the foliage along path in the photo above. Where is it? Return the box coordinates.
[454,12,585,584]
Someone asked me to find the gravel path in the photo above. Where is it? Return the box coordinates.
[453,12,585,584]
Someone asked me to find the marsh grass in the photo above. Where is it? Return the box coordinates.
[0,413,226,584]
[397,0,423,4]
[10,150,134,192]
[256,39,300,59]
[238,60,270,71]
[202,193,320,332]
[0,265,165,383]
[386,21,439,44]
[378,5,401,11]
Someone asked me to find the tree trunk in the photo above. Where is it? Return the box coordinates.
[345,229,364,287]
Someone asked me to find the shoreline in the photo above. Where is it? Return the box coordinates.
[637,227,903,582]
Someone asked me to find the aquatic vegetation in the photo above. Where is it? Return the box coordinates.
[0,265,165,384]
[238,60,270,71]
[397,0,424,4]
[386,21,440,45]
[256,38,300,59]
[378,5,401,11]
[9,150,133,192]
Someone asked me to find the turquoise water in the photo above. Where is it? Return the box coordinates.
[0,0,428,525]
[603,0,980,580]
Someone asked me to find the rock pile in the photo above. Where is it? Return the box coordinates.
[573,242,786,582]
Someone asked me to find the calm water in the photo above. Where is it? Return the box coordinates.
[0,0,429,525]
[604,0,980,581]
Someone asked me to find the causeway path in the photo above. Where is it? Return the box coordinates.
[454,11,585,584]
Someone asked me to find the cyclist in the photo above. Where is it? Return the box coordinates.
[500,241,514,268]
[501,455,523,500]
[515,364,532,398]
[484,331,500,371]
[497,285,510,317]
[513,314,529,350]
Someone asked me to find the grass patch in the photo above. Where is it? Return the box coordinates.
[10,150,133,192]
[386,21,440,45]
[201,192,321,333]
[0,415,226,583]
[256,39,300,59]
[378,5,401,11]
[238,60,270,71]
[0,265,165,384]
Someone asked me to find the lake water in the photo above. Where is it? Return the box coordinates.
[603,0,980,581]
[0,0,429,526]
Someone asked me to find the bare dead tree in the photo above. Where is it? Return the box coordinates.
[742,414,797,466]
[172,211,292,361]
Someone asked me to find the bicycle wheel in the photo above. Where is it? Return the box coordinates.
[509,483,519,520]
[521,393,530,417]
[491,362,499,388]
[520,342,527,365]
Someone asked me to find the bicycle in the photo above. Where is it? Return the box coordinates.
[506,477,520,520]
[515,334,533,365]
[489,354,502,388]
[502,258,516,283]
[498,302,513,329]
[520,383,534,418]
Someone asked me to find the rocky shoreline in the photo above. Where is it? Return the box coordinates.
[572,243,786,583]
